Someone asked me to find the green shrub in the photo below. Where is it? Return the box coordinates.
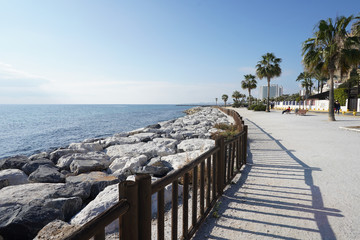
[248,104,257,110]
[334,88,347,106]
[211,123,240,140]
[232,100,241,108]
[254,104,266,111]
[249,104,266,111]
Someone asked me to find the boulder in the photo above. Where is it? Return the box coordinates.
[70,184,119,234]
[147,123,161,129]
[66,171,119,199]
[131,132,157,142]
[0,183,87,239]
[28,165,65,183]
[161,150,203,170]
[108,155,148,174]
[34,220,79,240]
[0,169,28,186]
[70,160,108,175]
[0,179,9,189]
[22,158,55,175]
[49,149,86,164]
[133,160,173,178]
[177,139,215,152]
[0,155,29,170]
[105,142,146,159]
[152,138,178,150]
[29,152,50,160]
[44,197,82,221]
[113,132,129,138]
[68,142,103,152]
[57,152,109,170]
[101,136,139,148]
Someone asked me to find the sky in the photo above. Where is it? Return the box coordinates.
[0,0,359,104]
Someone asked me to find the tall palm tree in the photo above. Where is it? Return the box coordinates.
[222,94,228,107]
[302,15,360,121]
[232,90,242,101]
[296,72,314,98]
[241,74,257,105]
[256,53,282,112]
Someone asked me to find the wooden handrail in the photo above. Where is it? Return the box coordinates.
[63,199,129,240]
[151,146,220,194]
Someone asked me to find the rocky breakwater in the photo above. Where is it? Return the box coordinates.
[0,107,233,239]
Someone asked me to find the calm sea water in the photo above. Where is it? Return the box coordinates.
[0,104,191,159]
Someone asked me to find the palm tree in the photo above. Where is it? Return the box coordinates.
[256,53,282,112]
[302,15,360,121]
[296,72,314,98]
[312,70,328,93]
[222,94,228,107]
[232,90,242,101]
[241,74,257,105]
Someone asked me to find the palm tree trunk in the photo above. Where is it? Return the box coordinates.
[317,80,320,93]
[328,71,336,121]
[248,89,251,106]
[267,78,271,112]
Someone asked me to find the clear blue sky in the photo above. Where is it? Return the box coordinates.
[0,0,358,104]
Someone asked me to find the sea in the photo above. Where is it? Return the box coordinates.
[0,104,192,159]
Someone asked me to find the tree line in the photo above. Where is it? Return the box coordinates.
[218,14,360,120]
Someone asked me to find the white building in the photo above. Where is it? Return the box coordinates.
[259,84,283,99]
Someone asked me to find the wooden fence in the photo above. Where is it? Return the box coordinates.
[65,107,248,240]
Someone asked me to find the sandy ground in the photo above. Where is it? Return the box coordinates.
[192,108,360,240]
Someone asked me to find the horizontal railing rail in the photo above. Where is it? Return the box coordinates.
[64,199,130,240]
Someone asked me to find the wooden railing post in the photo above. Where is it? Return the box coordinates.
[216,137,225,195]
[135,174,152,240]
[119,181,139,240]
[243,125,248,164]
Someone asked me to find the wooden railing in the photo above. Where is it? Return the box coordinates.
[64,107,247,240]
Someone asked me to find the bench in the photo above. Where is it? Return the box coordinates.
[295,109,308,115]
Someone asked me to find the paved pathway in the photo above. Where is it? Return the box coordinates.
[193,108,360,240]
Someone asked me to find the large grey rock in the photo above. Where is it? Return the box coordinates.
[161,150,203,170]
[131,132,157,142]
[57,152,109,170]
[177,139,215,152]
[0,155,29,170]
[70,160,108,175]
[105,142,146,159]
[70,184,119,234]
[29,152,50,160]
[22,158,55,175]
[68,142,103,152]
[49,149,85,164]
[133,160,173,177]
[0,169,28,186]
[34,220,79,240]
[106,141,175,161]
[0,183,87,239]
[66,171,119,199]
[109,155,148,174]
[101,136,139,148]
[28,165,65,183]
[152,138,178,150]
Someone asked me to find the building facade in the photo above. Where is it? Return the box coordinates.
[259,84,283,99]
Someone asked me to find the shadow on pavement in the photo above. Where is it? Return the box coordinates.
[194,118,343,240]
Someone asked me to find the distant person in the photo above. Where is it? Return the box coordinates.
[334,100,340,114]
[282,106,291,114]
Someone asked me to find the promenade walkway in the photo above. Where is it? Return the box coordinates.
[193,108,360,239]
